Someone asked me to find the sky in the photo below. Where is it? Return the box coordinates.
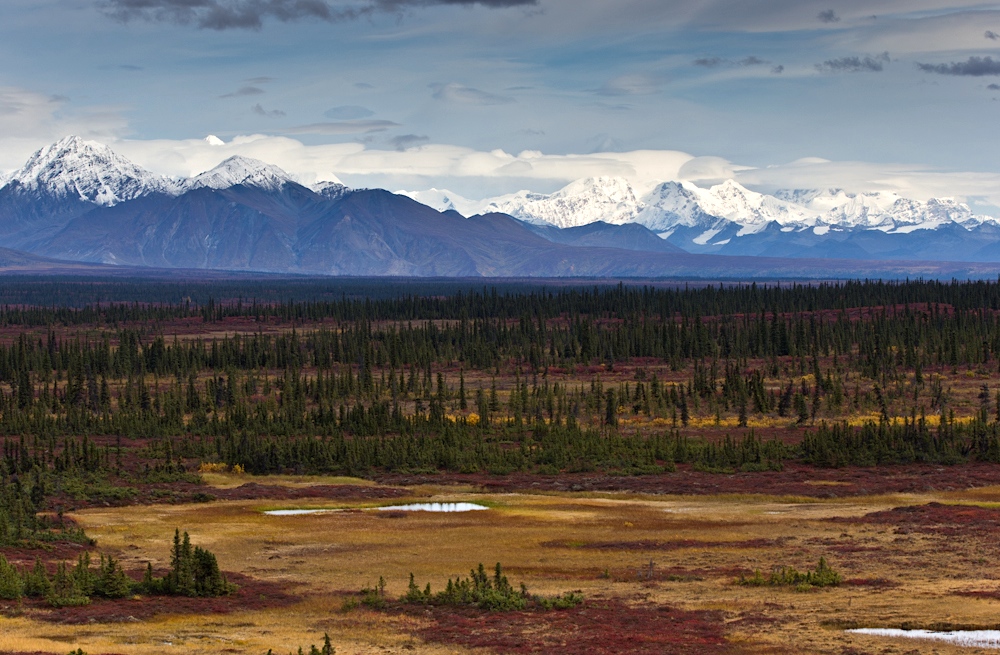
[1,0,1000,207]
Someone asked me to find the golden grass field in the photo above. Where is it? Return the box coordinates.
[5,472,1000,654]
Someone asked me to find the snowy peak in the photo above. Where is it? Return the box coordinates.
[312,180,350,201]
[4,135,176,206]
[184,156,294,192]
[635,180,724,231]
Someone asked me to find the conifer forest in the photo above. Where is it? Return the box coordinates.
[5,276,1000,655]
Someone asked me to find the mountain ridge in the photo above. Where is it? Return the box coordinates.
[3,136,1000,277]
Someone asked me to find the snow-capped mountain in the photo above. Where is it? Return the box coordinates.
[4,135,1000,274]
[482,177,643,228]
[183,156,295,192]
[464,176,998,246]
[633,180,820,242]
[773,188,984,232]
[2,136,178,206]
[312,180,350,202]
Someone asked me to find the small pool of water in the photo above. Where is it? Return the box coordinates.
[264,502,489,516]
[849,628,1000,648]
[377,502,489,513]
[264,509,339,516]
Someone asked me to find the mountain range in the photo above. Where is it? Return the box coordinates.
[402,176,1000,263]
[0,136,998,279]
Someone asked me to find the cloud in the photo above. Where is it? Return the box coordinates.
[771,65,784,74]
[817,9,839,23]
[987,30,999,41]
[430,82,514,105]
[324,105,375,119]
[694,56,768,68]
[245,76,275,84]
[988,83,1000,90]
[71,133,1000,210]
[677,156,744,184]
[221,86,266,98]
[816,52,890,73]
[99,0,536,30]
[354,82,374,89]
[389,134,429,151]
[281,119,399,134]
[693,57,723,67]
[0,87,131,170]
[587,134,625,153]
[105,133,694,197]
[917,56,1000,76]
[594,73,666,96]
[733,157,1000,210]
[251,103,286,117]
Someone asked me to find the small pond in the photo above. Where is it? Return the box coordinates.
[264,502,489,516]
[848,628,1000,648]
[264,509,340,516]
[376,502,489,512]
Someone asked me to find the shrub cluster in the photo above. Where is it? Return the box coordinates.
[401,563,583,611]
[0,551,131,607]
[738,557,842,590]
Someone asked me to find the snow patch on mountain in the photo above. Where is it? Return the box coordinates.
[312,179,350,201]
[398,188,481,216]
[3,136,178,205]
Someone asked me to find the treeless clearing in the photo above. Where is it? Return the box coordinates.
[6,483,1000,654]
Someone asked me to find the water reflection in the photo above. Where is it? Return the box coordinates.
[849,628,1000,648]
[376,502,489,512]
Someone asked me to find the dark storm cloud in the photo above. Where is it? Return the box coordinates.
[817,9,839,23]
[99,0,536,30]
[221,85,266,98]
[986,30,999,41]
[389,134,428,150]
[918,56,1000,76]
[816,52,889,73]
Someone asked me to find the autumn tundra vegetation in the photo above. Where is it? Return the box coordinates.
[4,276,1000,653]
